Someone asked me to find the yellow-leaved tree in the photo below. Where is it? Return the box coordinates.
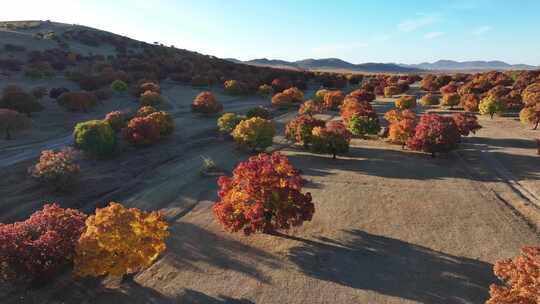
[74,202,169,278]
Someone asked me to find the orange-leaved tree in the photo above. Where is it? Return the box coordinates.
[340,97,376,124]
[323,90,345,110]
[74,202,169,278]
[486,246,540,304]
[385,109,417,147]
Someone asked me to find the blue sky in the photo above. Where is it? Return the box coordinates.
[3,0,540,65]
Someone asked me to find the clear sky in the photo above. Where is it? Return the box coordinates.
[2,0,540,65]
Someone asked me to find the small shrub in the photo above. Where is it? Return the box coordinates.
[137,105,157,117]
[232,117,275,150]
[452,113,482,136]
[440,84,458,95]
[110,79,128,92]
[440,93,460,109]
[138,82,161,96]
[395,95,417,110]
[282,87,304,103]
[139,90,163,107]
[0,91,44,115]
[147,111,174,137]
[224,80,248,95]
[419,93,439,106]
[104,111,127,132]
[384,109,416,124]
[285,114,326,147]
[386,110,417,146]
[246,106,271,119]
[314,89,329,103]
[479,95,506,118]
[520,83,540,128]
[29,148,80,191]
[57,92,98,112]
[519,105,540,130]
[420,76,440,92]
[74,202,169,278]
[271,78,291,92]
[486,246,540,304]
[271,92,293,108]
[122,116,161,146]
[217,112,244,134]
[461,94,480,112]
[310,121,352,159]
[397,80,410,92]
[348,115,381,138]
[374,85,385,96]
[192,91,223,114]
[340,98,376,124]
[0,108,31,139]
[258,84,273,97]
[384,85,401,97]
[323,90,345,110]
[0,204,86,283]
[213,152,314,235]
[49,87,69,99]
[505,89,524,111]
[487,85,511,99]
[200,155,219,175]
[522,83,540,107]
[407,114,460,156]
[73,120,116,157]
[298,99,324,115]
[348,89,375,103]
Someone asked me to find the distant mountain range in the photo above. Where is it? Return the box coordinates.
[226,57,539,72]
[400,60,538,71]
[225,58,421,73]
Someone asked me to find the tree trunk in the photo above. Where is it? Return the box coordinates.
[5,128,11,140]
[332,153,336,159]
[534,121,539,130]
[122,273,136,284]
[490,113,494,119]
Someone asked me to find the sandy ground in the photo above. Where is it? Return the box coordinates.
[1,83,540,304]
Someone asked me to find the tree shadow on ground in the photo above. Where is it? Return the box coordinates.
[285,230,496,304]
[3,276,179,304]
[163,222,280,284]
[286,147,468,182]
[286,139,540,183]
[178,289,255,304]
[467,136,536,150]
